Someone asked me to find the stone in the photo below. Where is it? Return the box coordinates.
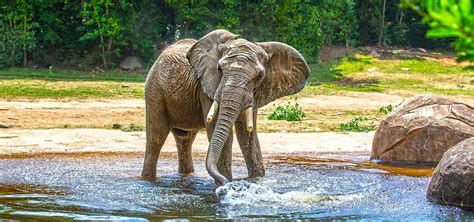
[371,94,474,165]
[0,123,11,128]
[112,123,144,132]
[120,56,142,71]
[427,137,474,209]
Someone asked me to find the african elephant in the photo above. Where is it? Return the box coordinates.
[141,29,309,185]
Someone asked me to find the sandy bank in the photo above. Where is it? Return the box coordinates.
[0,129,373,157]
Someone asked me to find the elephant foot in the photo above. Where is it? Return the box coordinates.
[248,167,265,178]
[178,165,194,176]
[141,168,157,179]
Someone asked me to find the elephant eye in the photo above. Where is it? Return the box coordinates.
[217,64,222,74]
[256,72,263,81]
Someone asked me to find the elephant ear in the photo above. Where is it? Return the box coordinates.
[187,29,238,99]
[255,42,310,108]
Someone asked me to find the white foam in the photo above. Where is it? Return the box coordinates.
[216,180,363,207]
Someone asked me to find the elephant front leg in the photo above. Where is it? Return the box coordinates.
[236,109,265,178]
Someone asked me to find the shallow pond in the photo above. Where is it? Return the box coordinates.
[0,153,472,221]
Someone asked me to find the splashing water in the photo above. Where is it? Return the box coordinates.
[216,180,361,205]
[0,153,472,220]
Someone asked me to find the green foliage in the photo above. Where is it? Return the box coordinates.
[339,116,377,132]
[0,0,36,68]
[80,0,128,68]
[0,1,459,69]
[402,0,474,62]
[320,0,359,47]
[121,1,171,67]
[379,104,395,114]
[268,100,306,121]
[379,102,403,114]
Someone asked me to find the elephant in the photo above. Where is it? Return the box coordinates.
[141,29,309,185]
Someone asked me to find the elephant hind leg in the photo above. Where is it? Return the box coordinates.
[142,98,170,178]
[172,128,198,175]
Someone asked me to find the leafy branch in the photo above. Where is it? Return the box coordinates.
[401,0,474,62]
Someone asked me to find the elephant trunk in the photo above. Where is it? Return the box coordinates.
[206,85,246,185]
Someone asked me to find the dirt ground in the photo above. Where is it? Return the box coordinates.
[0,128,373,161]
[0,92,471,158]
[0,93,385,160]
[0,93,404,130]
[1,92,472,131]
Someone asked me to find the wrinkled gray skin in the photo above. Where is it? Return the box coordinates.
[142,29,309,185]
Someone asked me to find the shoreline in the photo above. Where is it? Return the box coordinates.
[0,128,373,156]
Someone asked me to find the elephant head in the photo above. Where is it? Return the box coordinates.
[187,29,310,185]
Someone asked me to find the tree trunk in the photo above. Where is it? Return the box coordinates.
[10,51,15,68]
[101,45,107,69]
[183,21,191,38]
[23,13,27,67]
[97,20,107,69]
[378,0,387,47]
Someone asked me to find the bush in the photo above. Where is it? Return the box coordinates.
[379,104,395,114]
[267,101,306,121]
[379,102,403,114]
[339,116,377,132]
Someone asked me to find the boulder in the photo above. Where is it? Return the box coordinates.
[371,95,473,165]
[120,56,142,71]
[427,137,474,209]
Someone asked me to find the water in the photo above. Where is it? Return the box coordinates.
[0,152,472,221]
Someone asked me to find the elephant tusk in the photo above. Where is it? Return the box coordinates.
[207,101,218,123]
[245,107,253,133]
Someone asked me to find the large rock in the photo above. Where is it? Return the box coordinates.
[371,95,473,165]
[427,137,474,209]
[120,56,142,71]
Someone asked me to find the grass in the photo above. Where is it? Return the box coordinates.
[0,68,145,99]
[0,53,472,99]
[0,68,145,82]
[0,79,144,99]
[0,52,472,133]
[304,54,474,97]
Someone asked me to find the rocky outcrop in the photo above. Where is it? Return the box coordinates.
[427,137,474,209]
[120,56,142,71]
[371,95,473,165]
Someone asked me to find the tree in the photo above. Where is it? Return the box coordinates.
[80,0,128,68]
[165,0,214,39]
[402,0,474,62]
[0,0,36,67]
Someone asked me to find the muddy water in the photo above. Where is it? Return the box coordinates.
[0,153,472,221]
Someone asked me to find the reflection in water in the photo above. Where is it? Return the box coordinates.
[0,153,472,220]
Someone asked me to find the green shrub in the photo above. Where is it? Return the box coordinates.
[402,0,474,62]
[267,101,306,121]
[339,116,377,132]
[379,104,395,114]
[379,101,403,115]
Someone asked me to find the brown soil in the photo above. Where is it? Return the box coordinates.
[0,128,373,158]
[0,93,404,130]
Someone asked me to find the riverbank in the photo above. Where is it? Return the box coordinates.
[0,129,373,158]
